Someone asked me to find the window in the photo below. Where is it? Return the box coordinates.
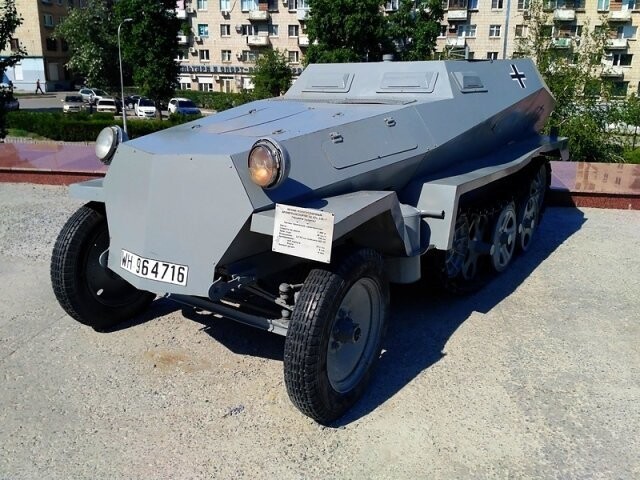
[617,25,637,39]
[220,24,230,36]
[176,50,188,61]
[198,24,209,37]
[241,50,259,62]
[267,0,278,10]
[468,0,478,8]
[61,39,68,51]
[199,49,210,61]
[9,38,19,51]
[517,0,530,8]
[491,0,503,8]
[611,81,629,96]
[515,24,528,37]
[220,0,231,10]
[43,14,54,27]
[489,25,501,37]
[385,0,399,10]
[269,24,279,36]
[288,50,299,63]
[289,0,309,9]
[197,0,207,9]
[597,0,609,9]
[438,24,447,38]
[288,25,299,37]
[221,49,231,62]
[57,0,62,4]
[457,24,477,37]
[241,0,258,11]
[180,81,191,90]
[199,82,214,92]
[487,52,499,60]
[612,53,633,66]
[554,25,582,37]
[448,0,467,8]
[46,37,57,51]
[242,24,258,35]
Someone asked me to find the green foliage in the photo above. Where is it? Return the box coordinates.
[306,0,392,63]
[622,148,640,164]
[0,0,25,140]
[175,90,258,111]
[386,0,444,61]
[6,111,195,142]
[55,0,118,88]
[114,0,181,117]
[252,49,293,98]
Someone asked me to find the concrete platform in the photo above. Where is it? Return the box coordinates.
[0,139,638,209]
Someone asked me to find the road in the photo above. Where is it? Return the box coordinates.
[0,183,638,479]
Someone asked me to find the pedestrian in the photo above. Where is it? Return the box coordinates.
[35,79,44,94]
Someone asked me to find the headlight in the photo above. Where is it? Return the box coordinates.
[248,139,287,189]
[95,126,127,165]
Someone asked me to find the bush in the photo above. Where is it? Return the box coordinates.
[622,148,640,164]
[175,90,259,111]
[6,111,198,142]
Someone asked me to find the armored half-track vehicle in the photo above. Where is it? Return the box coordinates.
[51,59,568,424]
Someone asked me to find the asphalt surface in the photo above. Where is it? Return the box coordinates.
[0,183,638,479]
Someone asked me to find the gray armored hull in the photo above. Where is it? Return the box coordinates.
[54,59,568,424]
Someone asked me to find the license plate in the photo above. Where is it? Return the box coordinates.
[120,249,188,286]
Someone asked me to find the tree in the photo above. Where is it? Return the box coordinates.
[386,0,444,61]
[252,49,292,98]
[0,0,26,140]
[515,0,619,162]
[115,0,181,118]
[305,0,392,64]
[55,0,119,88]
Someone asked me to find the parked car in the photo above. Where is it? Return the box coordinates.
[168,97,201,115]
[124,94,141,110]
[4,96,19,111]
[61,95,85,113]
[134,97,156,118]
[78,87,108,104]
[96,98,118,114]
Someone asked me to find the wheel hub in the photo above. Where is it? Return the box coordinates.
[331,312,362,346]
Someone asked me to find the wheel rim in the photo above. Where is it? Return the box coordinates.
[490,203,517,272]
[327,277,383,394]
[462,213,488,281]
[517,194,539,252]
[83,227,145,308]
[444,214,469,278]
[531,164,547,211]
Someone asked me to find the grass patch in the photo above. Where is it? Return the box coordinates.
[7,128,49,140]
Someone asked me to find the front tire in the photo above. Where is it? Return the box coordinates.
[50,203,155,331]
[284,249,389,424]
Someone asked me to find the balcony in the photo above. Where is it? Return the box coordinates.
[248,10,270,21]
[298,35,309,47]
[247,34,270,46]
[553,8,576,21]
[297,8,309,21]
[176,8,187,19]
[177,34,189,45]
[551,37,572,48]
[606,38,629,49]
[609,10,632,22]
[601,65,625,77]
[447,9,468,20]
[445,37,466,47]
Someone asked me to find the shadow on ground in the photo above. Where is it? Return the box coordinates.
[119,207,587,425]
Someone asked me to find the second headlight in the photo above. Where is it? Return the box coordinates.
[248,139,287,189]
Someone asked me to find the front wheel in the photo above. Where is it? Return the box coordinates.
[284,249,389,424]
[50,203,155,331]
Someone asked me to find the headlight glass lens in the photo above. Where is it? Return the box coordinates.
[248,140,285,188]
[95,126,126,165]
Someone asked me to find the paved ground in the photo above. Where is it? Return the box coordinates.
[0,183,638,479]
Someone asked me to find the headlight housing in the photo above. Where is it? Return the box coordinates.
[248,139,287,189]
[95,126,127,165]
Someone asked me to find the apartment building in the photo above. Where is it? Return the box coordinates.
[433,0,640,95]
[175,0,308,92]
[1,0,77,92]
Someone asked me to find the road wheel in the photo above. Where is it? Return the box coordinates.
[516,190,540,253]
[490,202,517,272]
[284,249,389,424]
[50,203,154,331]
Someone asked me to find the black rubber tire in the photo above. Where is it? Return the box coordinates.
[50,203,155,331]
[283,249,389,425]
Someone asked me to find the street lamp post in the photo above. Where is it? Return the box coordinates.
[118,18,133,136]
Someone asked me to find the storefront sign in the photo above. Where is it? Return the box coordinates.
[179,65,304,75]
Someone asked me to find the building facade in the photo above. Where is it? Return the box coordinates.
[175,0,309,93]
[434,0,640,96]
[1,0,77,92]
